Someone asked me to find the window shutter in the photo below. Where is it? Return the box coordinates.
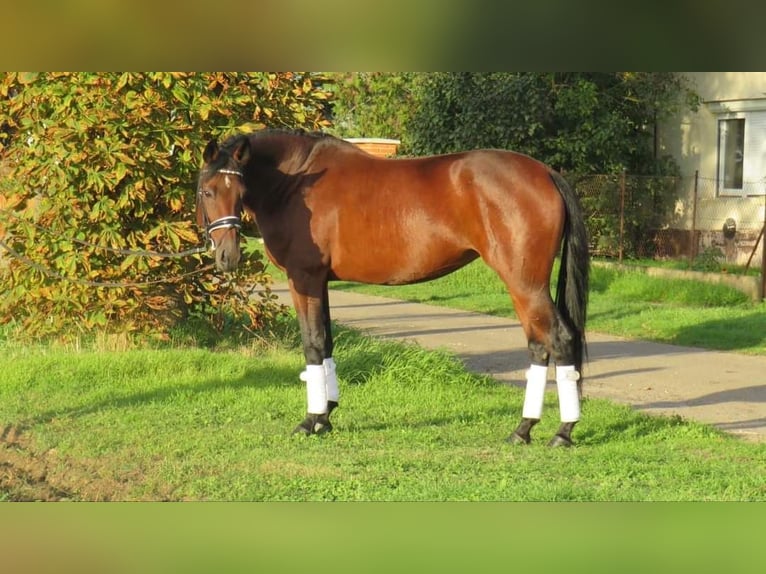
[743,110,766,194]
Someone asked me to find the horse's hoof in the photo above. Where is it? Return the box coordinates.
[292,416,332,436]
[292,419,313,436]
[547,434,573,448]
[506,432,531,445]
[327,401,339,415]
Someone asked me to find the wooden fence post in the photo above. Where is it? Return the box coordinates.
[761,191,766,300]
[619,170,626,263]
[690,170,699,262]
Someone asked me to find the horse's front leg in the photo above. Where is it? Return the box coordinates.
[289,278,334,436]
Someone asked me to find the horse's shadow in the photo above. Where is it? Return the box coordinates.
[21,362,299,430]
[575,408,681,445]
[574,399,728,446]
[342,405,514,434]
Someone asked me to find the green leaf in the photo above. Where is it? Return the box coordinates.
[1,71,329,339]
[18,72,39,84]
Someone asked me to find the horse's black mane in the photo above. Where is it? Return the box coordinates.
[208,129,355,179]
[252,128,339,142]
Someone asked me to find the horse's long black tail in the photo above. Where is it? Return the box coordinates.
[549,170,589,372]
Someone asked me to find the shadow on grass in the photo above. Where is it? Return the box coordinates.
[13,323,386,432]
[671,312,766,352]
[577,408,705,445]
[20,362,300,430]
[343,405,513,434]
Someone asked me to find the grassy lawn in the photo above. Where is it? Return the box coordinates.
[2,242,764,501]
[2,319,765,501]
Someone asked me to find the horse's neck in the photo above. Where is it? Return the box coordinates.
[244,145,311,214]
[250,134,314,174]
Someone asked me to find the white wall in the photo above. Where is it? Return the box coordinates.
[659,72,766,183]
[658,73,765,265]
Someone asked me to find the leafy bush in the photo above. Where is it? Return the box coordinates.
[326,72,414,141]
[0,72,330,340]
[694,246,725,273]
[405,72,698,174]
[575,173,682,259]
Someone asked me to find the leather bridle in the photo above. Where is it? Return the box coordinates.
[197,168,244,250]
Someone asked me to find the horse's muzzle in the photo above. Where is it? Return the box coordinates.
[215,244,241,272]
[205,215,242,272]
[214,234,241,272]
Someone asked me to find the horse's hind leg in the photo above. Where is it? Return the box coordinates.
[507,339,549,445]
[506,290,581,447]
[548,318,581,447]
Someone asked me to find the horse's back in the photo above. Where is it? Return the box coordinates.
[313,146,559,208]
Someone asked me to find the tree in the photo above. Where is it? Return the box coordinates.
[0,72,330,339]
[406,72,699,174]
[324,72,415,141]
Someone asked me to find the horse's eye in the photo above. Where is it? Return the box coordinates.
[202,189,214,198]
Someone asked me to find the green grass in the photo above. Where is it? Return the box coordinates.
[623,255,762,276]
[1,321,765,501]
[2,243,764,501]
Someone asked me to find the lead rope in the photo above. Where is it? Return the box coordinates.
[0,236,215,288]
[0,167,246,287]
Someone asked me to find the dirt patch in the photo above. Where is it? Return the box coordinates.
[0,425,74,501]
[0,424,165,502]
[0,452,74,501]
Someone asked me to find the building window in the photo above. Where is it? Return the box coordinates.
[717,118,745,193]
[713,107,766,196]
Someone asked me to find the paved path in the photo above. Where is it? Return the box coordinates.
[273,284,766,442]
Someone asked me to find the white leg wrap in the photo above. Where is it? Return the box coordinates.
[323,357,339,402]
[556,365,581,423]
[300,364,327,414]
[521,364,548,419]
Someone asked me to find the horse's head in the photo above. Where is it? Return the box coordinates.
[197,136,250,272]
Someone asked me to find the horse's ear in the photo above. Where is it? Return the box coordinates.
[203,139,219,163]
[232,137,251,165]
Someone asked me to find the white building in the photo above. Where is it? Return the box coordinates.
[659,72,765,265]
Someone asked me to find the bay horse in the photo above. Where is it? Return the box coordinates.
[197,129,589,446]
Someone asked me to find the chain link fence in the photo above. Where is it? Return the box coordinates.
[573,172,766,275]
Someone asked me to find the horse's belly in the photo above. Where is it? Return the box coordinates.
[326,190,479,285]
[329,247,478,286]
